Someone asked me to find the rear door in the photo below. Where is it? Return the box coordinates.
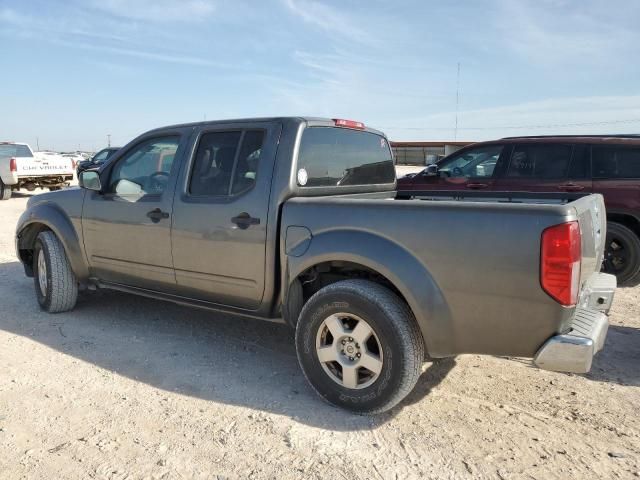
[494,143,592,194]
[170,122,281,309]
[82,132,188,290]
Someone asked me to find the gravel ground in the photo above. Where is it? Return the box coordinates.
[0,190,638,479]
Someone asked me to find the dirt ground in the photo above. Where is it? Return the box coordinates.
[0,190,638,480]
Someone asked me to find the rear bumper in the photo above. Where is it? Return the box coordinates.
[534,273,615,374]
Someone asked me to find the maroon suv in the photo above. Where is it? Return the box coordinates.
[397,135,640,286]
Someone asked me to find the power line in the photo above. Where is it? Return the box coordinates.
[380,117,640,131]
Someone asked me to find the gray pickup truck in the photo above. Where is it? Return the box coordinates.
[15,117,615,414]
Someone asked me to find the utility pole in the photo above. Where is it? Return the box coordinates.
[107,134,111,147]
[454,62,461,141]
[36,137,40,151]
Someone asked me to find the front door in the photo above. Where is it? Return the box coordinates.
[404,144,505,192]
[171,123,280,309]
[82,134,184,290]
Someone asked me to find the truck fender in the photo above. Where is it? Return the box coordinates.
[284,229,454,357]
[16,203,90,284]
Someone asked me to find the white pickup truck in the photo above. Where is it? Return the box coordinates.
[0,142,74,200]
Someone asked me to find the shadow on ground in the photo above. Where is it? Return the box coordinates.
[0,261,455,431]
[587,324,640,387]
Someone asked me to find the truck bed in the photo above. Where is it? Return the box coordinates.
[281,192,606,358]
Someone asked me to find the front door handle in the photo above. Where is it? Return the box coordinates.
[147,208,170,223]
[558,183,585,192]
[231,212,260,229]
[467,183,489,189]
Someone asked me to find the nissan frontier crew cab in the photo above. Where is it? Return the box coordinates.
[16,117,615,414]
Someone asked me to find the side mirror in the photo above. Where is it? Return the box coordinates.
[79,170,102,192]
[423,164,438,176]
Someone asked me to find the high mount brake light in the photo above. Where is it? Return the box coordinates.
[333,119,365,130]
[540,221,581,306]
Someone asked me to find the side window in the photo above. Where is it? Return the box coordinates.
[437,145,503,178]
[189,130,265,197]
[506,144,571,179]
[189,131,242,196]
[109,136,179,196]
[593,146,640,179]
[93,150,110,163]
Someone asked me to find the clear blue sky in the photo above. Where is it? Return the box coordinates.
[1,0,639,151]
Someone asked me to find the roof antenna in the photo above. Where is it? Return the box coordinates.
[454,62,461,141]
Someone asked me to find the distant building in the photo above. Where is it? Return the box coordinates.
[391,141,474,165]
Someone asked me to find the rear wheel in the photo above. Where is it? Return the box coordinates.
[33,231,78,313]
[602,222,640,287]
[295,279,424,414]
[0,179,11,200]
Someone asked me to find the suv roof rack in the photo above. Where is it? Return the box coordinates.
[501,134,640,140]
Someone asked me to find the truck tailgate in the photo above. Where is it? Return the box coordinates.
[16,155,74,176]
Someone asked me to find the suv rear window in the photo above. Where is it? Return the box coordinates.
[0,144,33,159]
[593,146,640,179]
[506,144,572,178]
[297,127,395,187]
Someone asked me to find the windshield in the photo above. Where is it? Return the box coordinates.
[437,145,503,177]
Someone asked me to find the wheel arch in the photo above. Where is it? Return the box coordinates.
[607,212,640,238]
[16,203,89,284]
[283,229,454,357]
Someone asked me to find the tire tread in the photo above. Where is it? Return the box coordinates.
[37,231,78,313]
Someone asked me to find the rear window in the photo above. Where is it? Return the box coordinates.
[297,127,395,187]
[0,144,33,160]
[593,146,640,179]
[506,144,572,179]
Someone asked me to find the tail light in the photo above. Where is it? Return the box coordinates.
[9,157,17,172]
[333,118,365,129]
[541,221,581,306]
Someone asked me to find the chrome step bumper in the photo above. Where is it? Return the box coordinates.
[534,308,609,374]
[579,272,616,314]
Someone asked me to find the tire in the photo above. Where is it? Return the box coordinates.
[33,231,78,313]
[49,186,61,191]
[0,179,11,200]
[295,279,424,414]
[602,222,640,287]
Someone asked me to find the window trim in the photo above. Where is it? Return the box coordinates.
[184,127,267,200]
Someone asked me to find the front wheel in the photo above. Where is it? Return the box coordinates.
[33,231,78,313]
[295,279,424,414]
[602,222,640,287]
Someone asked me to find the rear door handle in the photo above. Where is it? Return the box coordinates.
[231,212,260,229]
[147,208,170,223]
[466,183,489,189]
[558,183,585,192]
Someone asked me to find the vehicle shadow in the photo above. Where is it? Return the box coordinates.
[586,324,640,387]
[0,261,453,431]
